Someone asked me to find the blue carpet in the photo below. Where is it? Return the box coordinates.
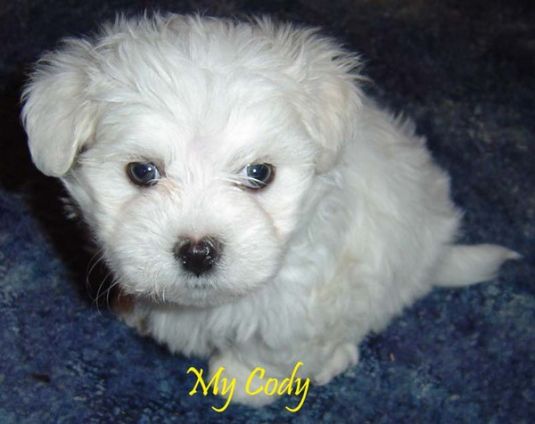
[0,1,533,422]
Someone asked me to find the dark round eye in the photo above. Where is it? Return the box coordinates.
[126,162,161,186]
[239,163,275,190]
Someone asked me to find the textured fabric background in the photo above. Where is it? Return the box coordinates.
[0,1,533,422]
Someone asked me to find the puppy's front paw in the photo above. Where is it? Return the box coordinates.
[209,353,276,407]
[313,343,359,386]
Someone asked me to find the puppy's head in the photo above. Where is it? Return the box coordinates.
[22,14,362,306]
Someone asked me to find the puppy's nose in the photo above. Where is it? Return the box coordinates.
[173,237,221,277]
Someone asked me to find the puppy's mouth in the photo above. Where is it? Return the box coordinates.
[184,278,217,290]
[176,280,245,307]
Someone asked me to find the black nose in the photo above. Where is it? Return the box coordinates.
[173,237,221,277]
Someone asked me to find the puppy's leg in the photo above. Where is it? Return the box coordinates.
[209,341,360,407]
[208,351,280,407]
[433,244,520,287]
[312,342,359,386]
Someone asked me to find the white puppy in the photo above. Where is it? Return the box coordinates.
[22,14,518,406]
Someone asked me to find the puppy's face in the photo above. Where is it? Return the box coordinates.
[68,78,317,306]
[22,15,361,306]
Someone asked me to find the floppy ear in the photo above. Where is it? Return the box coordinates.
[299,68,363,173]
[21,40,97,177]
[274,25,364,173]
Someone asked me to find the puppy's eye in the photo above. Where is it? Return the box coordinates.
[239,163,275,190]
[126,162,161,186]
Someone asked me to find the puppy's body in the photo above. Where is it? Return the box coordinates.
[22,14,517,405]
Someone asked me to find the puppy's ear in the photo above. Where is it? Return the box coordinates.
[282,28,364,173]
[300,70,362,173]
[21,40,97,177]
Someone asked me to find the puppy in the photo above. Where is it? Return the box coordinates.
[21,14,518,406]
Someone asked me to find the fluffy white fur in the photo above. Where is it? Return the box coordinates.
[22,14,518,406]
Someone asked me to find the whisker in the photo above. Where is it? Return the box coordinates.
[85,249,105,292]
[104,278,122,310]
[93,270,113,314]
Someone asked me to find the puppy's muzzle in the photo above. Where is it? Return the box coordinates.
[173,236,222,277]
